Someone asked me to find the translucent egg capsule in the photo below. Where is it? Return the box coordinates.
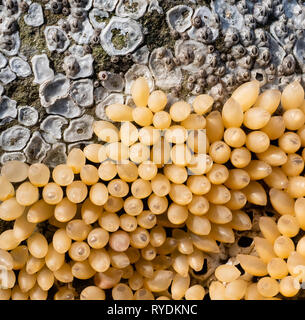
[117,161,138,182]
[229,210,252,231]
[287,176,305,198]
[0,197,24,221]
[187,195,209,216]
[244,160,272,180]
[11,245,29,270]
[0,230,20,251]
[209,141,231,164]
[225,191,247,211]
[273,236,295,259]
[66,219,92,241]
[81,198,103,225]
[257,277,279,298]
[286,251,305,278]
[11,285,28,300]
[54,197,77,222]
[98,160,117,181]
[237,254,268,276]
[66,181,88,204]
[88,248,110,272]
[224,169,250,190]
[223,127,246,148]
[186,214,211,236]
[210,224,235,243]
[206,111,224,142]
[185,285,205,300]
[193,94,214,115]
[132,107,153,127]
[269,188,295,215]
[27,233,48,259]
[148,90,167,112]
[16,182,39,206]
[153,111,171,129]
[18,268,36,293]
[131,77,150,107]
[261,116,285,140]
[206,205,232,225]
[283,108,305,130]
[281,80,304,110]
[28,163,50,187]
[0,175,14,201]
[256,145,287,166]
[259,217,281,244]
[72,260,96,280]
[80,286,106,300]
[0,249,13,271]
[246,131,270,153]
[90,182,108,206]
[52,228,72,254]
[93,120,119,143]
[80,165,99,185]
[254,89,281,114]
[29,284,48,300]
[181,113,206,129]
[190,233,219,253]
[277,215,299,238]
[27,200,54,223]
[209,281,226,300]
[1,161,29,183]
[106,104,133,122]
[254,237,277,263]
[66,148,86,174]
[225,279,248,300]
[83,144,103,163]
[171,273,190,300]
[244,107,271,130]
[263,167,288,189]
[230,147,251,169]
[206,184,231,205]
[282,154,304,177]
[37,266,54,291]
[215,265,241,283]
[53,287,76,300]
[267,257,288,279]
[231,80,260,111]
[279,276,300,297]
[169,184,192,206]
[242,181,267,206]
[222,97,243,128]
[42,183,63,205]
[13,212,36,242]
[53,263,73,283]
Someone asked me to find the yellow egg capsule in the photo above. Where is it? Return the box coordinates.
[281,80,304,110]
[131,76,150,107]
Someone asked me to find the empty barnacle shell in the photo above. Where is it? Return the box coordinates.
[24,3,44,27]
[89,8,109,29]
[251,68,267,86]
[31,54,54,85]
[93,0,118,11]
[9,57,31,78]
[256,47,271,67]
[17,106,39,127]
[44,26,70,53]
[221,73,236,89]
[270,20,288,48]
[236,68,251,83]
[39,74,70,108]
[211,0,244,30]
[0,95,17,120]
[63,114,94,142]
[100,16,143,56]
[0,32,20,56]
[116,0,148,20]
[43,143,67,168]
[0,66,16,85]
[0,152,26,164]
[101,72,125,93]
[95,93,124,120]
[196,26,215,44]
[208,83,224,102]
[0,125,31,151]
[40,115,69,144]
[46,97,82,119]
[94,86,110,104]
[0,52,7,69]
[50,0,63,14]
[68,15,94,44]
[1,17,18,36]
[24,132,51,164]
[149,48,182,90]
[63,54,93,79]
[125,63,154,94]
[132,45,150,65]
[70,79,94,107]
[247,45,258,58]
[166,5,193,34]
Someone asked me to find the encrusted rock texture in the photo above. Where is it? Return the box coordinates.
[0,0,304,165]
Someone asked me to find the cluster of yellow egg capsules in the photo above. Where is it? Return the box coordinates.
[1,77,305,300]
